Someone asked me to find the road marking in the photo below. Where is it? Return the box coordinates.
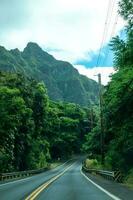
[25,162,76,200]
[0,159,73,187]
[50,159,73,172]
[80,167,122,200]
[0,177,33,187]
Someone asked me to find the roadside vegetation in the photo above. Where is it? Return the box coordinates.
[82,0,133,186]
[0,71,92,172]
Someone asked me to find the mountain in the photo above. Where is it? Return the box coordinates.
[0,42,99,106]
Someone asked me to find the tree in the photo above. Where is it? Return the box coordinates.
[102,0,133,172]
[0,72,50,171]
[0,85,33,171]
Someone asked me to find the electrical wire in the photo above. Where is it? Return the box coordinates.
[95,0,114,68]
[96,0,118,67]
[101,13,119,66]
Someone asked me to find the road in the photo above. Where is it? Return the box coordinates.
[0,159,130,200]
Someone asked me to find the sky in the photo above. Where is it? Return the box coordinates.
[0,0,125,84]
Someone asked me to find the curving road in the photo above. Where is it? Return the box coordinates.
[35,161,116,200]
[0,160,74,200]
[0,159,132,200]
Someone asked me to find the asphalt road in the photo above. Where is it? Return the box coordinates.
[35,161,117,200]
[0,159,124,200]
[0,160,74,200]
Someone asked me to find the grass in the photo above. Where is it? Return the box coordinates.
[85,158,103,170]
[85,159,133,190]
[49,162,62,169]
[124,169,133,189]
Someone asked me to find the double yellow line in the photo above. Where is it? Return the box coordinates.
[25,162,75,200]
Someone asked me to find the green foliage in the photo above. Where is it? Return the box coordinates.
[82,126,101,156]
[0,72,90,172]
[26,139,50,169]
[46,101,88,159]
[124,169,133,188]
[82,0,133,175]
[0,72,50,172]
[103,0,133,172]
[33,82,49,137]
[110,33,133,70]
[85,159,102,170]
[0,85,29,171]
[118,0,133,23]
[0,42,99,106]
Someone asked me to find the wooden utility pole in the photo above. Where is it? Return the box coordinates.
[97,73,104,165]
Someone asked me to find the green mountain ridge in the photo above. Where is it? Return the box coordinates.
[0,42,99,106]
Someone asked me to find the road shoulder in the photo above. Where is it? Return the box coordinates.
[81,169,133,200]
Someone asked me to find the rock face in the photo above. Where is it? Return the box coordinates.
[0,42,99,106]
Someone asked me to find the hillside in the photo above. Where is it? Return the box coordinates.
[0,42,99,106]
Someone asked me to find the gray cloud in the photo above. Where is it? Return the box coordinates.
[0,0,30,31]
[0,0,124,62]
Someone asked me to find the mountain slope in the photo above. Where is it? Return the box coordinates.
[0,42,99,106]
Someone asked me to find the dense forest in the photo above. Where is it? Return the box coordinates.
[83,0,133,179]
[0,71,94,172]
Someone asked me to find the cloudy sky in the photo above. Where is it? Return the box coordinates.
[0,0,125,84]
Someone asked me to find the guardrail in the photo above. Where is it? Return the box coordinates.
[82,165,122,182]
[0,166,49,181]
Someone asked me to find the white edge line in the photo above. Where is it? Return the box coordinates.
[80,167,122,200]
[0,159,73,187]
[0,176,33,187]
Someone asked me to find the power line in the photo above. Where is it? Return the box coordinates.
[99,0,117,66]
[101,0,116,50]
[95,0,114,68]
[96,0,119,67]
[102,13,119,66]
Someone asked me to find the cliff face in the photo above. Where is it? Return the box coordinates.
[0,42,99,106]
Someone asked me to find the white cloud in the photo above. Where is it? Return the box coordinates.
[74,65,115,85]
[0,0,125,63]
[46,49,91,63]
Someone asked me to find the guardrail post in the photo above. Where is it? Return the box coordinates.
[0,166,49,182]
[0,174,2,181]
[114,171,122,182]
[82,165,122,183]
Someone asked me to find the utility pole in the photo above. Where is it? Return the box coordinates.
[97,73,104,165]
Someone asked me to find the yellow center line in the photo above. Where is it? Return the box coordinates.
[25,162,76,200]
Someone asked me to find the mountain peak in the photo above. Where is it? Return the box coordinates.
[10,48,20,54]
[24,42,43,52]
[0,45,6,52]
[26,42,41,48]
[0,42,99,106]
[23,42,55,62]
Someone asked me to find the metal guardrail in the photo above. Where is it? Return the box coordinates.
[0,167,49,181]
[82,165,122,182]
